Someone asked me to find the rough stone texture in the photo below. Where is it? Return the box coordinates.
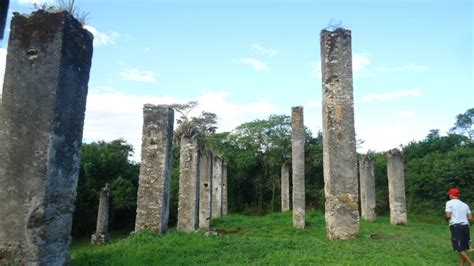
[387,149,407,225]
[0,10,93,265]
[135,105,174,234]
[211,155,223,218]
[321,28,360,240]
[222,164,228,215]
[91,184,110,245]
[281,163,290,212]
[177,133,200,232]
[0,0,8,40]
[359,155,376,221]
[292,106,305,229]
[198,151,213,229]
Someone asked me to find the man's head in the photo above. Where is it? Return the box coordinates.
[448,188,461,199]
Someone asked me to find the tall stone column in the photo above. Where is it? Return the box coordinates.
[211,155,223,218]
[91,184,110,245]
[0,0,9,40]
[177,132,200,232]
[292,106,305,229]
[281,163,290,212]
[199,151,213,229]
[321,28,359,240]
[0,10,93,264]
[359,155,376,221]
[222,164,228,215]
[387,149,407,225]
[135,105,174,234]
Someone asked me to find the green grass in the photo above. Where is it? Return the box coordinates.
[71,211,465,265]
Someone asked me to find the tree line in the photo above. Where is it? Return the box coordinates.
[72,107,474,237]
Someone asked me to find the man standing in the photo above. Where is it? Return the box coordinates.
[445,188,473,266]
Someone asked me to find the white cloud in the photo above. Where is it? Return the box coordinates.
[357,122,414,153]
[83,90,279,161]
[306,100,321,108]
[0,48,6,89]
[377,65,429,73]
[120,68,157,83]
[360,89,422,103]
[251,44,277,57]
[352,53,370,74]
[311,60,322,79]
[83,25,119,47]
[240,57,267,71]
[17,0,53,5]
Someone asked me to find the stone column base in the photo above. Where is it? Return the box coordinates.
[91,233,109,245]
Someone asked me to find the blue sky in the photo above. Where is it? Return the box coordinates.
[1,0,473,161]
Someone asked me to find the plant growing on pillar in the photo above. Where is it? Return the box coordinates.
[33,0,89,24]
[171,101,218,151]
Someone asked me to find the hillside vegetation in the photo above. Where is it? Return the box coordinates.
[71,212,460,265]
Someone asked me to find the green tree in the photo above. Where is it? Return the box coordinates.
[210,114,324,214]
[72,139,139,236]
[450,108,474,140]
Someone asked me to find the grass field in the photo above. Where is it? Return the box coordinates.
[70,211,468,265]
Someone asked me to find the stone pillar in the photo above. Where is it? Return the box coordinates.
[222,164,228,215]
[177,132,200,232]
[0,0,8,40]
[321,28,359,240]
[211,155,223,218]
[199,151,213,229]
[359,155,376,221]
[135,105,174,233]
[281,163,290,212]
[387,149,407,225]
[292,106,305,229]
[0,10,93,265]
[91,184,110,245]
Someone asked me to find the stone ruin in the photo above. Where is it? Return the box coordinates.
[222,164,228,216]
[320,28,359,240]
[135,105,174,234]
[0,0,8,40]
[0,10,93,264]
[177,132,201,232]
[387,149,407,225]
[292,106,305,229]
[359,155,376,221]
[91,184,110,245]
[199,151,213,229]
[211,155,224,218]
[281,163,290,212]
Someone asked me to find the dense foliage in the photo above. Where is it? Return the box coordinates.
[72,139,139,237]
[209,115,325,215]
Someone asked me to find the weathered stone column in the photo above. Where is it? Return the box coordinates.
[0,10,93,264]
[91,184,110,245]
[0,0,9,40]
[387,149,407,225]
[211,155,223,218]
[135,105,174,234]
[177,132,200,232]
[292,106,305,229]
[199,151,213,229]
[222,164,228,215]
[321,28,359,240]
[359,155,376,221]
[281,163,290,212]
